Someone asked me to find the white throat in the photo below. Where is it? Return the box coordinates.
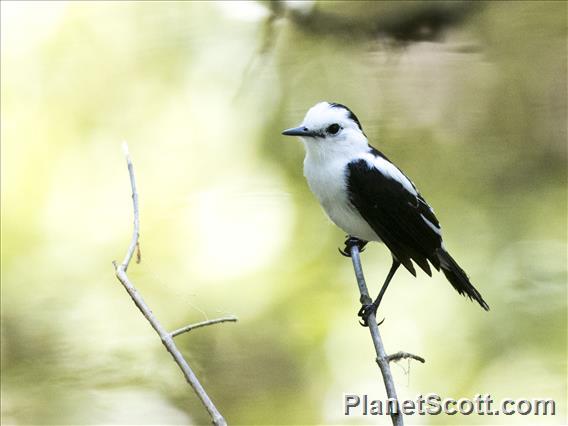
[301,133,380,242]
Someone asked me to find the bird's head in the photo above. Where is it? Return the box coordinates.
[282,102,368,156]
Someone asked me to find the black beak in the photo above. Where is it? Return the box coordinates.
[282,126,315,137]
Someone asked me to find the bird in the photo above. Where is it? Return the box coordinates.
[282,101,489,326]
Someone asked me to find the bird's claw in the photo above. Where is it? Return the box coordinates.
[339,237,367,257]
[357,303,384,327]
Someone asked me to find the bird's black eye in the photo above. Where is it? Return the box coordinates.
[326,123,341,135]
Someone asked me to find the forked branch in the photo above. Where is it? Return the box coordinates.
[348,245,424,426]
[113,144,234,426]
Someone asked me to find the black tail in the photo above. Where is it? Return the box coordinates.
[435,248,489,311]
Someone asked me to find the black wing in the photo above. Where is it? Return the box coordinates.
[347,156,443,276]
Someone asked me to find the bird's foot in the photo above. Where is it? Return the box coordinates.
[357,302,384,327]
[339,236,368,257]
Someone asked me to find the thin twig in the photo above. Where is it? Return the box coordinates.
[349,245,404,426]
[387,351,425,364]
[113,143,228,426]
[119,142,139,273]
[171,316,238,338]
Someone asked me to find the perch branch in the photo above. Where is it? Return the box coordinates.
[349,245,424,426]
[113,143,228,426]
[171,316,238,338]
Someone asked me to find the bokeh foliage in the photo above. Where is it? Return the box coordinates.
[1,1,566,425]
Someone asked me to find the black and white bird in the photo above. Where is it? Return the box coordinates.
[282,102,489,325]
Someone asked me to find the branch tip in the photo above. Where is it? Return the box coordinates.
[122,141,130,157]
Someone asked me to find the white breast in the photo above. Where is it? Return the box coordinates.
[303,154,380,242]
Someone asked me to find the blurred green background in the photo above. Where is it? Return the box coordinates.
[1,1,566,425]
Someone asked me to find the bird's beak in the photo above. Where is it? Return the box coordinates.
[282,126,315,137]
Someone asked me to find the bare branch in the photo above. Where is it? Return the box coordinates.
[386,351,425,364]
[114,144,228,426]
[171,316,238,338]
[349,245,425,426]
[119,142,139,272]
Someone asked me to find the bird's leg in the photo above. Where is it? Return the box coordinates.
[358,259,401,327]
[339,236,367,257]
